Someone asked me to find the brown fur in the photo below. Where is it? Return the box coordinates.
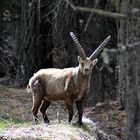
[26,57,98,125]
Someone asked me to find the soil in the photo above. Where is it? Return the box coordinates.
[0,84,127,140]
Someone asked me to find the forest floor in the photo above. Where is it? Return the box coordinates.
[0,82,127,140]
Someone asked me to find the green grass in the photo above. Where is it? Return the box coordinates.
[0,121,6,131]
[0,117,25,132]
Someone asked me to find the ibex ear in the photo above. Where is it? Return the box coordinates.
[78,56,83,63]
[92,59,98,65]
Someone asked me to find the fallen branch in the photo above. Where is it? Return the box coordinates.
[65,0,127,19]
[76,6,127,19]
[0,17,20,23]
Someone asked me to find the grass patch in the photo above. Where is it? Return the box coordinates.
[0,84,10,91]
[9,117,25,124]
[0,120,97,139]
[0,121,6,131]
[0,117,25,132]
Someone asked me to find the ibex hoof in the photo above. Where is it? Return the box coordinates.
[33,120,39,125]
[45,122,51,127]
[77,121,83,126]
[44,120,50,125]
[33,116,39,125]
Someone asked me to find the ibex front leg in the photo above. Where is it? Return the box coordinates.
[75,99,84,125]
[65,98,74,123]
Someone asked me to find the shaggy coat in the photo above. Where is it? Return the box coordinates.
[27,57,98,125]
[26,32,110,125]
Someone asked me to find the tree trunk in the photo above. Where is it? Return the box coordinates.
[117,0,140,139]
[16,0,54,85]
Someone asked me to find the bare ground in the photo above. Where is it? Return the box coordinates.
[0,84,127,140]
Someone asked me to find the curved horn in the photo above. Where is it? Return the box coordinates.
[89,35,111,60]
[70,32,87,60]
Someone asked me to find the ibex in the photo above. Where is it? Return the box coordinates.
[26,32,111,125]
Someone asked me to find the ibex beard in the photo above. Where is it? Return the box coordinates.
[26,32,110,125]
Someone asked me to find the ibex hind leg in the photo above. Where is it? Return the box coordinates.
[32,95,43,124]
[40,99,51,124]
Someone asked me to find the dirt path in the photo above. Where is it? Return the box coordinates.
[0,85,127,140]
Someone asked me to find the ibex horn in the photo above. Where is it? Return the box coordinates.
[89,35,111,60]
[70,32,87,60]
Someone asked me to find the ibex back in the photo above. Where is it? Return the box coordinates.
[26,32,111,125]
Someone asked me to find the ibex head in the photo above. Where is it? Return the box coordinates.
[70,32,111,75]
[78,56,98,75]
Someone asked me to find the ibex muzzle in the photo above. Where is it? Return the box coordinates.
[26,32,111,125]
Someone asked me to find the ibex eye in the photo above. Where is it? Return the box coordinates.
[90,64,93,68]
[81,62,84,66]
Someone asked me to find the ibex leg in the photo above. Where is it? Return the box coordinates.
[32,94,43,124]
[75,100,84,125]
[40,99,51,124]
[65,98,74,123]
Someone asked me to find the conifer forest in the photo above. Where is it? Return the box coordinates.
[0,0,140,140]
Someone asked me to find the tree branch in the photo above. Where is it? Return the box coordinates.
[65,0,127,19]
[75,6,127,19]
[0,17,20,23]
